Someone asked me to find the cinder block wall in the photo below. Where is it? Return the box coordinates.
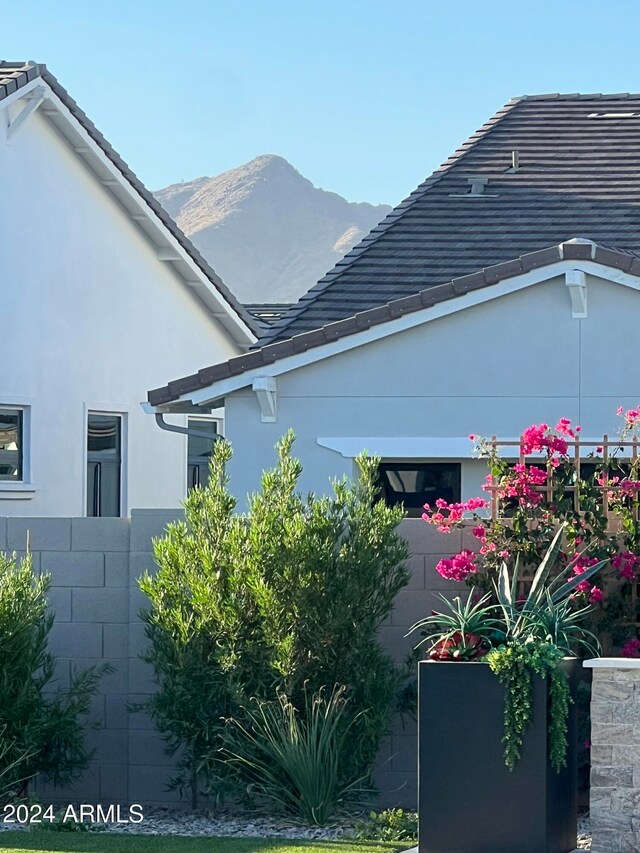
[0,514,458,809]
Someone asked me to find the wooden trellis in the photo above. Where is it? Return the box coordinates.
[483,434,640,626]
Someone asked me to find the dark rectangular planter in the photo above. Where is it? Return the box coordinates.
[418,658,579,853]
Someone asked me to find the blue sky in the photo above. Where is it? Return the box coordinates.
[5,0,640,205]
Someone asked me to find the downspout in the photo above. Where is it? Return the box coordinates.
[154,413,223,441]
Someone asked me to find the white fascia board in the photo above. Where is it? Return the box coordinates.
[158,259,637,411]
[317,436,608,460]
[34,84,256,348]
[317,437,478,458]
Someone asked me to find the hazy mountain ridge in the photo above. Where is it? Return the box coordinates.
[155,155,391,304]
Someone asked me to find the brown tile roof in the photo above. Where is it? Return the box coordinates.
[260,93,640,344]
[0,61,260,338]
[147,239,637,406]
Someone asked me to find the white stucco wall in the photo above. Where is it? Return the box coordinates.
[0,103,240,516]
[225,273,640,504]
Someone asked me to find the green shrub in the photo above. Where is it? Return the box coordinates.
[0,551,109,799]
[138,431,409,808]
[356,808,418,842]
[224,685,367,824]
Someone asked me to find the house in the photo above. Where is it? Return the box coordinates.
[146,96,640,804]
[0,61,259,517]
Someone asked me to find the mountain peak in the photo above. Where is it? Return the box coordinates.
[155,157,391,304]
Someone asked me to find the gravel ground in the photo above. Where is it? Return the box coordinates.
[0,808,593,847]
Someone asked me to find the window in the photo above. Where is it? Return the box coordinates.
[0,409,23,481]
[377,462,462,517]
[87,414,122,517]
[187,419,218,491]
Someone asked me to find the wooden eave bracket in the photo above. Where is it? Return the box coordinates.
[565,269,587,318]
[252,376,277,422]
[6,86,47,143]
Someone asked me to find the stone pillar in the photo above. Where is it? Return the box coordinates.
[584,658,640,853]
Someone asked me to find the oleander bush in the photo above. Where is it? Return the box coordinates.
[138,431,409,810]
[0,551,108,801]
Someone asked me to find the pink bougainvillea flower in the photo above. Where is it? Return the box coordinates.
[621,637,640,658]
[589,586,604,605]
[468,434,476,441]
[435,550,478,582]
[472,525,485,539]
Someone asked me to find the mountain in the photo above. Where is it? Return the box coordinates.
[155,155,391,304]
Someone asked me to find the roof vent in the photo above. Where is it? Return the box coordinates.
[448,177,498,199]
[468,177,488,195]
[506,150,520,173]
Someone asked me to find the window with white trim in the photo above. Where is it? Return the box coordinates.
[0,409,23,481]
[87,414,122,517]
[377,461,462,517]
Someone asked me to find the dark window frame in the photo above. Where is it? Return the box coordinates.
[86,413,123,517]
[0,408,23,482]
[187,418,219,492]
[376,461,462,517]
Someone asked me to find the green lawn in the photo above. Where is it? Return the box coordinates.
[0,832,411,853]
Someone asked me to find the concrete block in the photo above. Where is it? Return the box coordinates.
[128,658,157,694]
[51,658,71,690]
[86,728,128,765]
[400,519,461,555]
[377,626,415,664]
[8,518,71,551]
[42,551,104,587]
[592,702,614,724]
[0,517,6,550]
[72,587,128,623]
[128,622,149,658]
[105,694,130,730]
[130,509,182,552]
[391,734,417,773]
[105,552,129,587]
[85,693,106,727]
[404,554,426,589]
[71,517,130,552]
[372,769,417,810]
[128,765,182,805]
[592,766,634,788]
[425,555,466,591]
[100,764,128,802]
[129,730,173,767]
[74,659,128,695]
[391,588,431,628]
[392,711,418,737]
[127,695,155,731]
[38,765,101,802]
[48,623,103,658]
[103,624,128,659]
[129,582,151,619]
[47,587,72,622]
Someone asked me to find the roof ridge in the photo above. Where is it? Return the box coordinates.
[258,95,525,345]
[515,92,640,100]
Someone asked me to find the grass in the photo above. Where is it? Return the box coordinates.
[0,831,411,853]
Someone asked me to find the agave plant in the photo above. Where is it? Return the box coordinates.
[409,592,505,659]
[494,523,605,653]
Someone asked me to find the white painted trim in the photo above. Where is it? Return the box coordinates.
[565,269,587,318]
[156,259,640,411]
[25,82,256,347]
[6,87,47,143]
[0,485,37,500]
[252,377,277,422]
[317,437,479,458]
[583,658,640,669]
[83,404,129,517]
[0,403,32,487]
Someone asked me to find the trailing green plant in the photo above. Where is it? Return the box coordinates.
[486,640,570,771]
[223,685,368,824]
[0,551,109,799]
[356,808,417,843]
[138,431,409,807]
[410,531,605,771]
